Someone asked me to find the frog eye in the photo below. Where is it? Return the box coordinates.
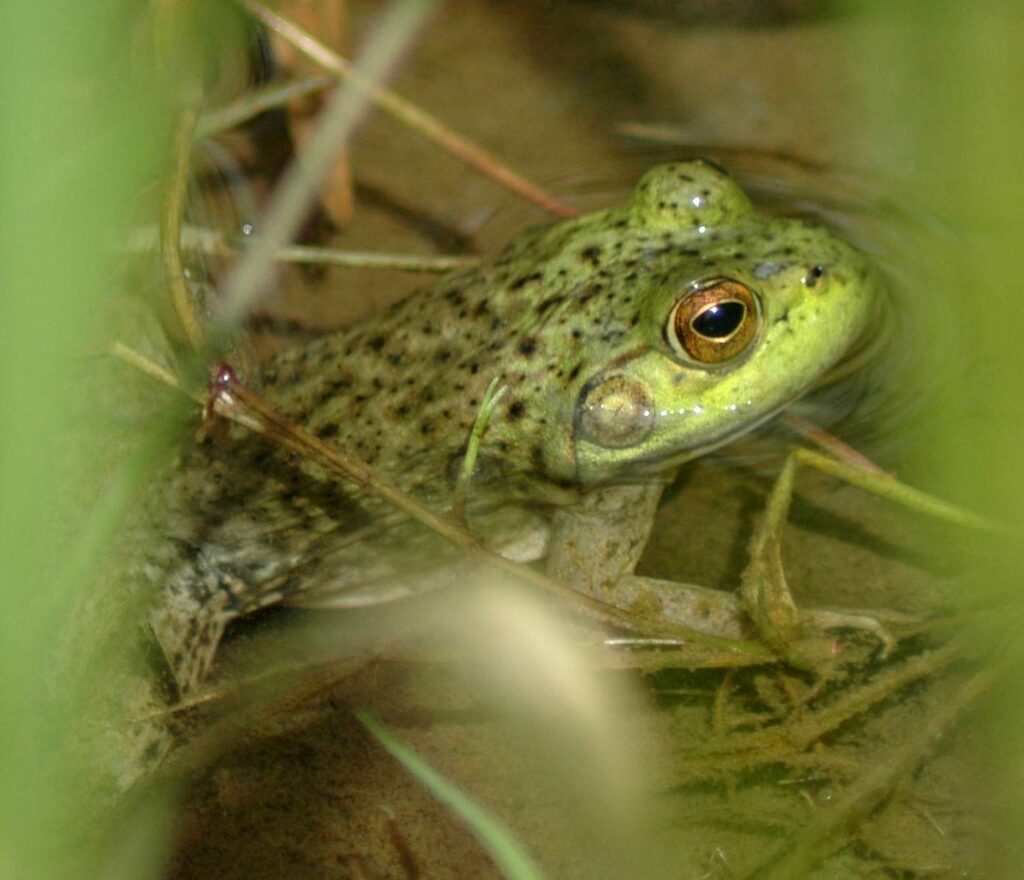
[666,279,758,365]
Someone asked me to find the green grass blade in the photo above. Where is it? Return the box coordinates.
[355,709,547,880]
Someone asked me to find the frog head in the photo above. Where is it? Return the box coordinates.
[518,161,882,486]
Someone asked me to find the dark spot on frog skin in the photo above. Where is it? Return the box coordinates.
[389,353,402,366]
[508,400,526,421]
[315,422,339,439]
[535,294,564,316]
[509,271,543,291]
[313,384,336,407]
[804,265,825,288]
[580,245,601,264]
[368,335,386,351]
[518,337,538,357]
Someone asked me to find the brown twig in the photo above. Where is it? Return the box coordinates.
[213,0,439,336]
[269,242,477,272]
[196,75,335,138]
[780,413,888,476]
[243,0,580,219]
[127,224,478,273]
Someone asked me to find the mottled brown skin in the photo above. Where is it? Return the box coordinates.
[146,161,879,693]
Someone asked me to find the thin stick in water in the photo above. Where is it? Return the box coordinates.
[244,0,580,219]
[213,0,439,337]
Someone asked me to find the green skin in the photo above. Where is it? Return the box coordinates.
[150,160,880,693]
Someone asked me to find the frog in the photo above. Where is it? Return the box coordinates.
[146,159,880,696]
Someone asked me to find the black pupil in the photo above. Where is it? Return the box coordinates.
[692,300,745,338]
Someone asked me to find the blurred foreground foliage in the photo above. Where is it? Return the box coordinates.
[856,0,1024,871]
[0,1,243,876]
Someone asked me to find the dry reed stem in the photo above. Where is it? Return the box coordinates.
[244,0,580,219]
[196,75,335,138]
[162,105,205,350]
[130,223,478,272]
[781,412,888,476]
[214,0,438,335]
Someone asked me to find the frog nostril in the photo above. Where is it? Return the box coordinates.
[804,265,826,288]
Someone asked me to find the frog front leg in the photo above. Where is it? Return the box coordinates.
[544,467,934,664]
[545,480,755,641]
[545,481,665,594]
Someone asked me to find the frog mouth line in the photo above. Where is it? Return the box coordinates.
[656,400,800,470]
[575,397,800,484]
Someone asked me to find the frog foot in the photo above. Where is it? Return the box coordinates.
[736,444,981,667]
[737,527,900,668]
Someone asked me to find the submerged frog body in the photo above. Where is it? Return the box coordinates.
[149,160,880,693]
